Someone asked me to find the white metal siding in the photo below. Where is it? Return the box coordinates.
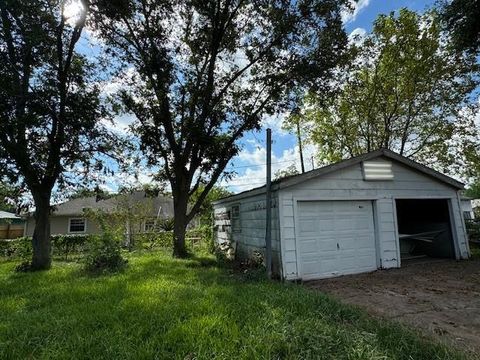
[376,198,400,268]
[213,193,282,275]
[279,157,469,280]
[454,193,471,258]
[296,201,377,279]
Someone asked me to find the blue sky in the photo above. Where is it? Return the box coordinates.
[219,0,437,193]
[88,0,441,194]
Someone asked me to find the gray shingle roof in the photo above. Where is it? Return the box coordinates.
[49,191,174,218]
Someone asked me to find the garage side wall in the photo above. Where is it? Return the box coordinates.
[213,193,282,276]
[279,158,469,280]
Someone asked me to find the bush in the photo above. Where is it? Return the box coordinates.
[466,219,480,242]
[14,261,33,272]
[470,243,480,259]
[190,225,214,253]
[84,232,127,273]
[135,231,173,250]
[0,235,92,261]
[158,218,175,232]
[0,237,32,260]
[51,234,89,259]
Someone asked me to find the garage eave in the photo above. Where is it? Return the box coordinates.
[278,149,464,191]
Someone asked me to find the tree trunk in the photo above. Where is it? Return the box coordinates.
[31,190,52,270]
[172,189,189,258]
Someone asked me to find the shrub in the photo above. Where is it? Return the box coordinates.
[1,235,93,261]
[471,243,480,259]
[84,231,127,274]
[214,241,235,265]
[190,225,214,253]
[158,218,175,232]
[466,219,480,242]
[137,231,173,249]
[14,261,33,272]
[0,237,32,260]
[51,234,89,260]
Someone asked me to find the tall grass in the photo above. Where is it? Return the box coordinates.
[0,250,467,359]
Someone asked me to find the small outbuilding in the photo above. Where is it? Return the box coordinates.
[213,149,470,280]
[0,211,25,239]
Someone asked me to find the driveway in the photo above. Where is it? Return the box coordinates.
[306,258,480,355]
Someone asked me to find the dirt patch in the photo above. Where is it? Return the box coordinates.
[306,258,480,355]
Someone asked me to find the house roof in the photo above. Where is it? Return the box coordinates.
[0,210,21,219]
[32,191,174,218]
[51,196,113,216]
[215,148,464,204]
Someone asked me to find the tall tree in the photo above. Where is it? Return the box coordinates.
[0,0,117,270]
[189,185,231,226]
[274,164,299,180]
[92,0,350,257]
[0,179,22,213]
[439,0,480,55]
[297,9,479,172]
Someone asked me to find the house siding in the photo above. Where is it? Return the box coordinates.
[213,192,282,277]
[25,216,102,237]
[278,158,469,280]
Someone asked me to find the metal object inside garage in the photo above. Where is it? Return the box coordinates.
[213,149,470,281]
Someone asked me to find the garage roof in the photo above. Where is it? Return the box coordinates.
[215,148,464,204]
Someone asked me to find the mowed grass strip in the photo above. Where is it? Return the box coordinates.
[0,250,467,360]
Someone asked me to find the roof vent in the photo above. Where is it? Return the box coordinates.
[362,160,394,181]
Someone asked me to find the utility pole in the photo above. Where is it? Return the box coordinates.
[265,128,272,279]
[296,119,305,173]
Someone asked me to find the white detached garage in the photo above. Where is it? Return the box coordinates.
[213,149,471,281]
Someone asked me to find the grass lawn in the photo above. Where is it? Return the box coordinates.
[0,250,468,359]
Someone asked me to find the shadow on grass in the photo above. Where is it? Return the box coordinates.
[0,250,467,360]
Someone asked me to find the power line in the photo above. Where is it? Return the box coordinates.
[224,177,265,181]
[225,159,296,170]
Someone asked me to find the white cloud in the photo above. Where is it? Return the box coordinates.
[341,0,371,24]
[261,112,290,137]
[348,27,367,45]
[98,68,139,134]
[102,113,136,135]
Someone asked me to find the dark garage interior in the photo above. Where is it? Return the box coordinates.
[395,199,455,260]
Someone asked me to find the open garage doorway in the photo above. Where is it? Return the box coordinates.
[395,199,455,261]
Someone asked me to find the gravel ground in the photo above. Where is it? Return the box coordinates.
[306,258,480,356]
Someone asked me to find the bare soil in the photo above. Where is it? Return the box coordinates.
[306,258,480,356]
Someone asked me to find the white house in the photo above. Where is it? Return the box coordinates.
[24,191,174,237]
[213,149,470,281]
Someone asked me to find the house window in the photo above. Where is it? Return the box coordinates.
[144,219,156,232]
[69,218,86,233]
[463,211,473,220]
[231,205,241,232]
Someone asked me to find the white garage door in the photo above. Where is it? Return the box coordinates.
[297,200,377,280]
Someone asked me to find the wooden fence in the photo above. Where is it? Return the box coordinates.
[0,225,24,239]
